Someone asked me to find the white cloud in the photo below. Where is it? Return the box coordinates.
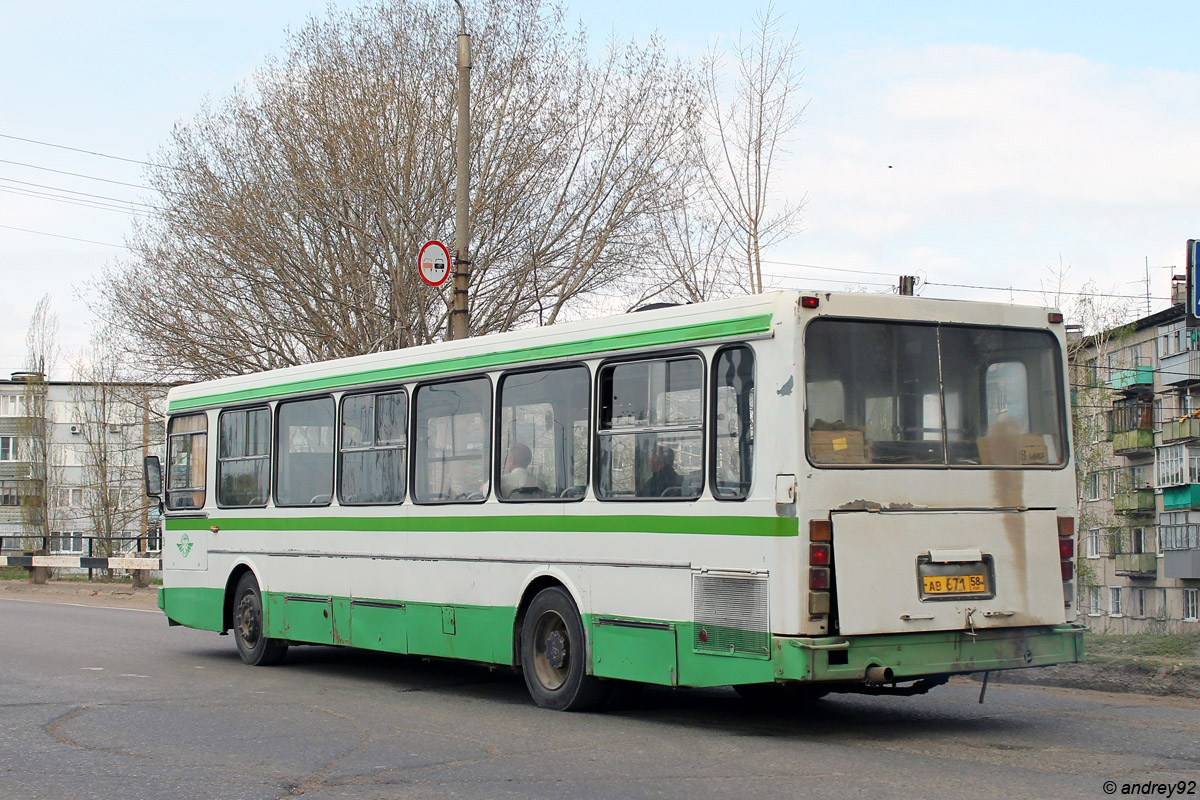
[773,43,1200,310]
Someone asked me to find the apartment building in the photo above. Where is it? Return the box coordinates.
[1073,299,1200,632]
[0,374,165,559]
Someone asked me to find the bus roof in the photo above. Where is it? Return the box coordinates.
[167,290,1062,413]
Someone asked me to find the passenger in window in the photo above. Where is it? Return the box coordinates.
[639,445,682,497]
[501,443,546,497]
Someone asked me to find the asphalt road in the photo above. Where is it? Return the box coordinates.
[1,590,1197,800]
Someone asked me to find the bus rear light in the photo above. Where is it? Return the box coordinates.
[1048,312,1064,324]
[1059,537,1074,559]
[810,567,830,590]
[1057,516,1074,538]
[1061,560,1074,581]
[809,591,830,614]
[801,296,820,309]
[809,519,832,542]
[810,543,831,566]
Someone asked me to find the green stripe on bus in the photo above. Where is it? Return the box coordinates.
[164,514,799,537]
[167,313,773,412]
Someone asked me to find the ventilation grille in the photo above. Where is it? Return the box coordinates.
[692,573,770,657]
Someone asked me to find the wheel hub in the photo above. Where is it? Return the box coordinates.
[235,597,259,645]
[545,630,567,669]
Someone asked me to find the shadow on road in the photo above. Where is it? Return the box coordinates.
[177,639,1029,741]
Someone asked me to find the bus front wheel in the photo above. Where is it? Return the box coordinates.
[232,572,289,667]
[520,587,609,711]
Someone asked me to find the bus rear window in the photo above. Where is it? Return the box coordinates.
[804,319,1067,467]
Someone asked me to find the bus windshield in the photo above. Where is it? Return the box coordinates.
[805,319,1067,467]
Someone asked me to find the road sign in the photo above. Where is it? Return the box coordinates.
[418,240,451,287]
[1189,239,1200,328]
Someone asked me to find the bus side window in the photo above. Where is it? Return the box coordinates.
[413,377,491,503]
[497,365,589,501]
[275,397,335,507]
[712,346,754,500]
[339,390,407,505]
[166,413,207,510]
[218,407,271,507]
[597,356,703,500]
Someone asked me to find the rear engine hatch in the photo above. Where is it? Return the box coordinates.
[831,509,1065,636]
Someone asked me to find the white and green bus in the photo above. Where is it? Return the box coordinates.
[147,291,1083,710]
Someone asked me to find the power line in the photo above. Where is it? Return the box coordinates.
[0,176,160,210]
[0,224,124,248]
[0,132,179,171]
[924,280,1170,302]
[0,158,159,192]
[0,186,153,217]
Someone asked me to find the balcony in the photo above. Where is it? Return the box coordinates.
[1162,484,1200,511]
[1114,552,1158,577]
[1112,429,1154,455]
[1159,349,1200,386]
[1163,549,1200,579]
[1110,364,1153,392]
[1163,417,1200,442]
[1114,487,1156,515]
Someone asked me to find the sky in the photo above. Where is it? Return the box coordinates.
[2,0,1198,378]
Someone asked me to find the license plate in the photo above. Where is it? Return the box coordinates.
[921,574,988,595]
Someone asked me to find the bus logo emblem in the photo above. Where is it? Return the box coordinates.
[177,534,193,558]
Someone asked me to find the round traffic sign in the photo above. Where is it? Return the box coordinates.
[418,240,451,287]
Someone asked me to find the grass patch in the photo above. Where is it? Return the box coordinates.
[1084,631,1200,661]
[0,566,28,580]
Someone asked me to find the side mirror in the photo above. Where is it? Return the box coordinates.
[144,455,163,498]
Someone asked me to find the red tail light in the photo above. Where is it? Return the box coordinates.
[810,543,831,566]
[1058,516,1075,582]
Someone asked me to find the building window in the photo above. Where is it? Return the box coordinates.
[1109,587,1123,617]
[1159,511,1200,550]
[1084,472,1102,501]
[1184,589,1199,622]
[1131,588,1146,618]
[1085,587,1102,616]
[50,532,84,554]
[0,436,18,462]
[0,481,20,506]
[0,394,26,417]
[57,488,83,508]
[1085,528,1102,559]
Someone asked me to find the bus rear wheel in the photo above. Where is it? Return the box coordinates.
[520,587,609,711]
[232,572,289,666]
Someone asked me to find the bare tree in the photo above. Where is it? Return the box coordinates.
[70,330,167,585]
[698,2,805,293]
[97,0,699,380]
[18,295,60,583]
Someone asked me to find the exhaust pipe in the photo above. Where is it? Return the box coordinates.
[864,665,894,685]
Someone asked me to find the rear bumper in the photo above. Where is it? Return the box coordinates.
[774,623,1085,684]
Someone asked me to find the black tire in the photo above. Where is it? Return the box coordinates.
[232,572,288,666]
[520,587,610,711]
[734,682,828,707]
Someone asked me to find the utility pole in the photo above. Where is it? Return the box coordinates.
[449,0,471,341]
